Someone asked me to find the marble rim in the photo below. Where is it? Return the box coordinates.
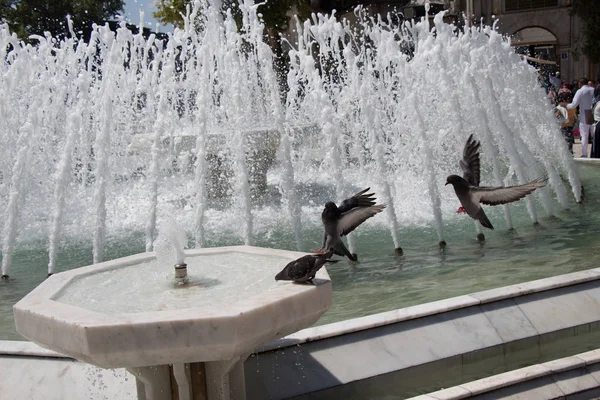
[256,267,600,352]
[573,157,600,163]
[18,245,328,324]
[408,348,600,399]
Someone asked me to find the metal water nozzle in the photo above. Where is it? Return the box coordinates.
[174,263,188,279]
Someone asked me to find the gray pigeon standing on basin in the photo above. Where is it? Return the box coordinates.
[275,250,338,283]
[445,134,547,230]
[318,188,386,261]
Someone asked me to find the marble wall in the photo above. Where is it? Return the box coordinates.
[246,276,600,399]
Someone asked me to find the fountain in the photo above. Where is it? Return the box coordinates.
[14,220,333,399]
[154,219,190,284]
[1,1,597,398]
[0,0,583,280]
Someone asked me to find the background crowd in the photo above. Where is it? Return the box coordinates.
[545,72,600,158]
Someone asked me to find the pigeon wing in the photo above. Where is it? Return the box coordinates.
[459,134,481,186]
[476,178,547,206]
[338,204,386,237]
[284,256,314,280]
[337,188,377,213]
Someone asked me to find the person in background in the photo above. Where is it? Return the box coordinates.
[558,82,572,99]
[567,78,595,157]
[571,80,579,94]
[592,87,600,158]
[594,83,600,104]
[547,86,556,105]
[556,94,575,154]
[550,72,561,92]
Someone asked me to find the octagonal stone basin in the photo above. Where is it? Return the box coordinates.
[13,245,332,400]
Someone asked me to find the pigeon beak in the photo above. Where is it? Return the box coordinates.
[445,182,449,186]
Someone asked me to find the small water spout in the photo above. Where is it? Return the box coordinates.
[145,44,168,253]
[154,219,188,284]
[325,120,356,255]
[92,78,114,264]
[2,118,36,278]
[192,53,210,249]
[408,92,445,245]
[279,132,303,250]
[374,142,402,254]
[232,131,254,246]
[483,75,539,224]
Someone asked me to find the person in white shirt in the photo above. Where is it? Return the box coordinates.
[567,78,595,157]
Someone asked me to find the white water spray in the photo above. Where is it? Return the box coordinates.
[0,2,583,275]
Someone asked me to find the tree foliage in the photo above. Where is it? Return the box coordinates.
[571,0,600,63]
[0,0,124,41]
[154,0,189,29]
[154,0,312,32]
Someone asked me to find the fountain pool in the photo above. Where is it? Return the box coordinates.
[0,3,598,398]
[3,161,599,341]
[0,0,591,342]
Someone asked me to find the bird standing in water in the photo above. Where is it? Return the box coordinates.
[317,188,386,261]
[446,134,547,230]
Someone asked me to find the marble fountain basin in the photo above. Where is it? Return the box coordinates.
[13,245,332,400]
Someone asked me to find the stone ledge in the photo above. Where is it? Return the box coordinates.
[258,267,600,353]
[247,279,600,399]
[5,275,600,400]
[412,349,600,400]
[573,157,600,163]
[0,340,71,359]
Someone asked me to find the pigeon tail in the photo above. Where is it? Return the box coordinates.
[332,241,357,261]
[475,208,494,230]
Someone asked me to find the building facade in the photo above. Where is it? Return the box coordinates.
[331,0,595,83]
[460,0,595,83]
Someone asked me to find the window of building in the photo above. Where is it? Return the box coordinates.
[505,0,558,12]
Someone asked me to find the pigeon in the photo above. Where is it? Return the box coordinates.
[318,188,386,261]
[446,134,547,230]
[275,251,338,283]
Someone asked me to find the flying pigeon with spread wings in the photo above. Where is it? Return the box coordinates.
[317,188,386,261]
[446,135,547,230]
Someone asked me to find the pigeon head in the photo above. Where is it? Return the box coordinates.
[322,201,341,220]
[445,174,468,188]
[324,201,337,210]
[275,269,287,281]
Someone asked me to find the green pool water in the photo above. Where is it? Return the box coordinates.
[1,162,599,341]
